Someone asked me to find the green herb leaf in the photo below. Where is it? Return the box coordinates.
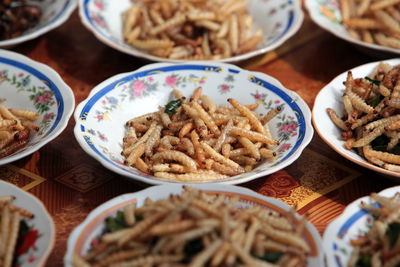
[356,255,371,267]
[388,222,400,248]
[105,211,127,233]
[366,95,382,108]
[182,238,203,263]
[165,99,182,115]
[371,135,389,151]
[365,77,381,86]
[135,213,143,221]
[255,252,283,263]
[370,135,400,155]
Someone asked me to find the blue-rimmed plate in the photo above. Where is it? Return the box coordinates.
[323,185,400,267]
[0,0,77,47]
[73,62,313,184]
[0,49,75,165]
[78,0,303,63]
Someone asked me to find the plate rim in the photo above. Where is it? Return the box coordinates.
[312,58,400,178]
[0,49,75,165]
[78,0,304,63]
[0,180,56,267]
[73,61,313,185]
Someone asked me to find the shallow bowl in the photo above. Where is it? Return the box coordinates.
[79,0,303,63]
[0,0,77,47]
[305,0,400,56]
[65,184,324,266]
[312,58,400,180]
[0,49,75,165]
[323,185,400,267]
[74,61,313,184]
[0,180,55,267]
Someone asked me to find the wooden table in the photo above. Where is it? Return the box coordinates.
[2,6,398,266]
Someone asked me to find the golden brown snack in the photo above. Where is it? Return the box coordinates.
[122,0,264,60]
[328,62,400,172]
[74,186,310,267]
[339,0,400,49]
[0,105,39,159]
[122,89,279,182]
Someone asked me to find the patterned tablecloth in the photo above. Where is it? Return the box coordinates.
[1,7,398,266]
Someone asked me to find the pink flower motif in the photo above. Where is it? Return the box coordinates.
[34,92,52,104]
[278,143,291,152]
[131,80,147,97]
[94,1,104,10]
[274,100,281,104]
[199,79,206,84]
[147,77,154,82]
[254,93,263,100]
[165,75,178,86]
[98,133,106,141]
[92,15,106,28]
[18,73,24,77]
[101,99,107,105]
[220,84,230,92]
[96,114,104,120]
[280,123,297,133]
[269,8,277,15]
[291,132,297,137]
[43,112,55,121]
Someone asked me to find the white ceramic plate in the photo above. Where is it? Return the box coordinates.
[305,0,400,56]
[0,49,75,165]
[313,58,400,179]
[74,61,313,185]
[78,0,304,63]
[0,0,77,47]
[64,184,324,266]
[323,185,400,267]
[0,180,55,267]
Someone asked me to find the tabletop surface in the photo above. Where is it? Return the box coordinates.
[1,4,398,266]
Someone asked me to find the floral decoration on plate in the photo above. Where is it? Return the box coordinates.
[74,62,313,185]
[0,49,74,165]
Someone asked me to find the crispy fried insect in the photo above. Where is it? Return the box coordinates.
[122,89,279,181]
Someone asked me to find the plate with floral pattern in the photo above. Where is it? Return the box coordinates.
[74,62,313,185]
[0,49,75,165]
[323,185,400,267]
[305,0,400,56]
[78,0,303,62]
[65,184,324,267]
[0,180,55,267]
